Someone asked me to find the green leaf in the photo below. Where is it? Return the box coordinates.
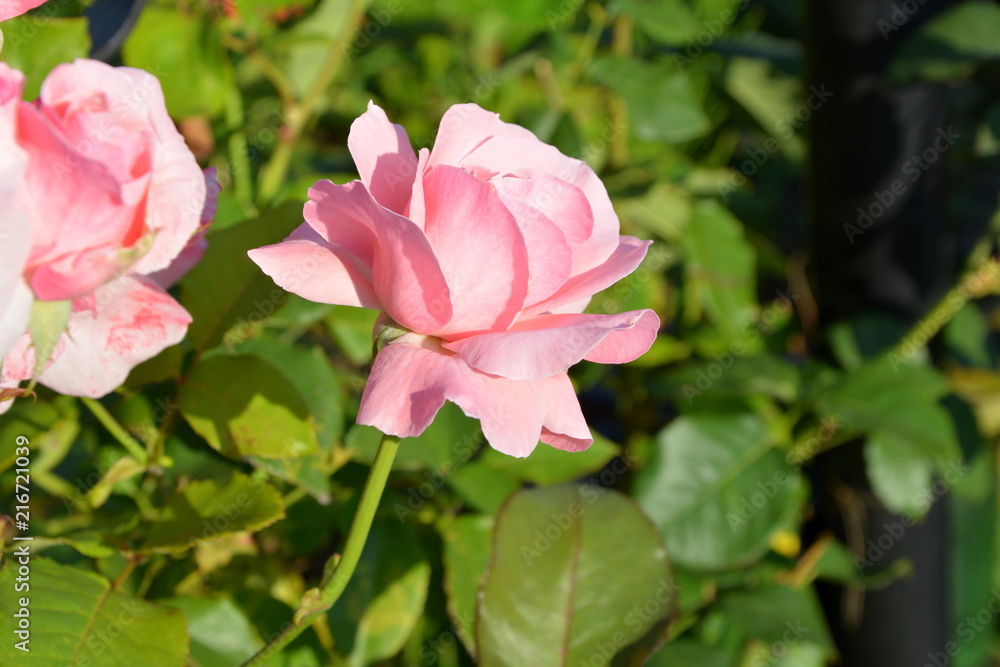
[681,200,758,337]
[1,18,90,98]
[327,517,431,666]
[477,486,673,667]
[161,596,265,667]
[237,334,344,449]
[324,306,379,366]
[816,355,960,462]
[122,7,233,117]
[660,353,801,407]
[724,57,806,161]
[633,413,802,571]
[28,299,72,379]
[591,57,710,144]
[717,585,834,656]
[864,432,934,517]
[139,473,285,554]
[179,354,318,460]
[610,0,703,45]
[179,203,303,354]
[87,456,147,508]
[440,514,493,657]
[0,558,188,666]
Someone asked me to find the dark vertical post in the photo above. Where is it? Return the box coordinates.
[804,0,955,664]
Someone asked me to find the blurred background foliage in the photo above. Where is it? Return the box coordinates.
[1,0,1000,665]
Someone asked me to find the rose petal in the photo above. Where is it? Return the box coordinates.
[463,135,620,272]
[249,224,380,309]
[302,180,452,333]
[348,101,418,215]
[526,236,652,316]
[357,335,549,457]
[421,165,529,337]
[426,104,537,170]
[36,276,191,397]
[0,0,46,22]
[443,310,660,380]
[41,61,206,277]
[538,373,593,452]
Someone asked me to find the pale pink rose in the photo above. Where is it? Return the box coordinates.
[250,103,659,457]
[0,0,45,21]
[16,59,205,300]
[0,66,32,362]
[0,61,214,412]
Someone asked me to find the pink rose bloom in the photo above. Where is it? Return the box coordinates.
[0,0,45,21]
[0,68,32,362]
[0,61,215,411]
[250,102,659,456]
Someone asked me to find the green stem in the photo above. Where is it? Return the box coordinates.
[241,433,401,666]
[81,397,148,464]
[888,256,999,361]
[257,0,370,206]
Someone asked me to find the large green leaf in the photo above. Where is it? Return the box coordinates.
[477,486,673,667]
[1,17,90,98]
[139,473,285,554]
[122,7,233,117]
[633,413,801,571]
[440,514,494,656]
[0,558,188,665]
[179,355,318,460]
[327,517,431,666]
[179,203,302,354]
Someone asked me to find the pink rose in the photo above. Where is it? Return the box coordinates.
[17,59,206,300]
[0,0,45,21]
[250,102,659,456]
[0,61,215,411]
[0,67,31,362]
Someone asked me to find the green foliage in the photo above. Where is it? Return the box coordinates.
[634,413,801,571]
[0,558,188,665]
[477,486,672,666]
